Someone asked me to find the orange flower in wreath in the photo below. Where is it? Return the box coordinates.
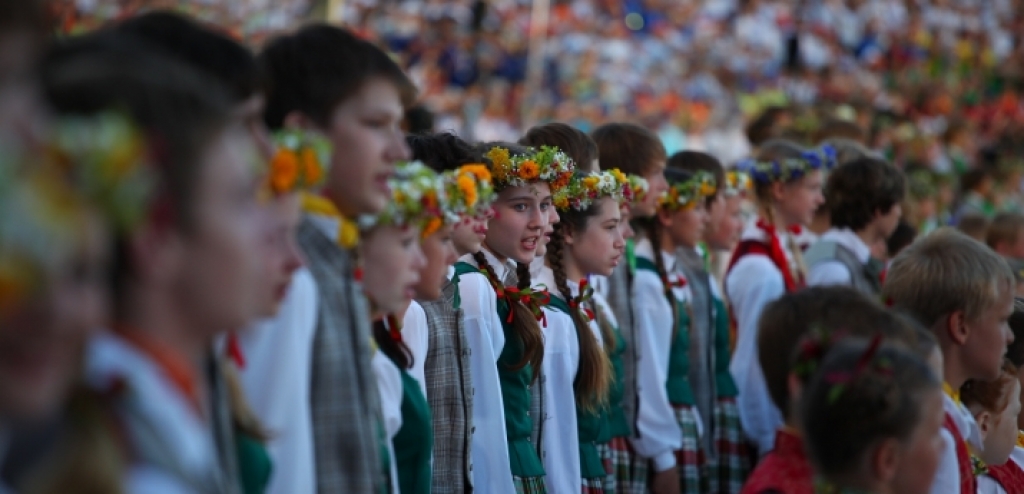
[270,149,300,193]
[300,148,322,186]
[519,160,540,180]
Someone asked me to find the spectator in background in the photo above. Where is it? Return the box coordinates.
[957,213,991,243]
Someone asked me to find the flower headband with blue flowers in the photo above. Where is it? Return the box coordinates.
[737,144,839,185]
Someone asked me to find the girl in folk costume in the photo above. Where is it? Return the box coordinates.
[361,161,452,494]
[635,169,717,491]
[544,169,633,493]
[518,123,600,494]
[41,49,263,493]
[668,151,751,493]
[591,122,671,494]
[726,140,833,456]
[798,339,946,494]
[404,132,498,494]
[985,299,1024,493]
[454,145,573,493]
[963,360,1024,494]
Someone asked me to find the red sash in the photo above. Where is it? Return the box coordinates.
[944,413,977,494]
[739,429,813,494]
[988,459,1024,493]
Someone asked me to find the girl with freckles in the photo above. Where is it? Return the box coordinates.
[452,145,574,493]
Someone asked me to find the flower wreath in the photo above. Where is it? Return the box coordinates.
[737,144,838,185]
[45,112,154,232]
[442,163,497,222]
[268,129,331,196]
[484,145,575,194]
[360,160,448,238]
[723,169,752,196]
[554,169,630,211]
[627,174,650,204]
[658,171,717,211]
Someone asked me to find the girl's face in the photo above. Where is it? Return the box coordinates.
[361,224,426,315]
[413,225,458,301]
[536,192,560,259]
[889,388,946,494]
[0,211,109,420]
[257,193,304,317]
[635,165,668,218]
[452,209,492,257]
[565,197,625,277]
[773,170,825,227]
[980,379,1023,466]
[485,183,552,264]
[618,204,635,243]
[664,202,709,250]
[321,78,410,218]
[704,194,744,251]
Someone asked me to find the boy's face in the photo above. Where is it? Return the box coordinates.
[963,286,1016,381]
[322,77,410,218]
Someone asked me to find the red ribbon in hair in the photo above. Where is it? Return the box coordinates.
[503,286,550,327]
[226,332,245,368]
[755,218,800,291]
[568,279,596,321]
[386,314,403,342]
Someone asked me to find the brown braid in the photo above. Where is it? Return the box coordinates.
[472,251,545,376]
[373,317,414,370]
[547,225,611,411]
[594,302,618,354]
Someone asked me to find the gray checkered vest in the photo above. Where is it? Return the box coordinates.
[298,219,385,494]
[804,240,880,296]
[419,280,474,494]
[605,261,639,437]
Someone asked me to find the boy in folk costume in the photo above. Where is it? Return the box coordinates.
[259,25,416,493]
[42,45,262,493]
[726,140,833,456]
[591,123,672,494]
[404,132,497,494]
[805,157,905,295]
[116,13,306,493]
[882,229,1015,494]
[667,151,750,493]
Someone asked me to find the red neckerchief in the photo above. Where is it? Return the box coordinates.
[113,325,202,416]
[754,218,801,291]
[225,332,245,368]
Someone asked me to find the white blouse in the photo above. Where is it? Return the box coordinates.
[372,350,404,494]
[725,221,793,456]
[533,264,582,493]
[930,393,984,494]
[455,249,515,494]
[401,300,430,396]
[235,269,318,494]
[977,446,1024,494]
[629,238,686,472]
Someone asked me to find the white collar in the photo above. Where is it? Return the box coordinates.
[820,228,871,263]
[634,237,677,272]
[529,255,545,281]
[458,247,517,283]
[738,219,798,263]
[943,393,983,450]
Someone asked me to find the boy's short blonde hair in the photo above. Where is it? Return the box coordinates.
[883,228,1014,328]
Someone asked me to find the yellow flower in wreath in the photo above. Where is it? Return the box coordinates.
[457,174,478,207]
[300,147,322,186]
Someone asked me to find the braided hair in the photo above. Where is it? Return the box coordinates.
[472,251,545,377]
[547,222,611,411]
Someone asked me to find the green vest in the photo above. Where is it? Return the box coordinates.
[599,324,629,440]
[713,297,738,398]
[635,257,694,405]
[453,262,545,477]
[547,296,607,479]
[234,433,272,494]
[392,367,433,494]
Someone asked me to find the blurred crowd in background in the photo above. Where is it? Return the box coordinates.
[50,0,1024,242]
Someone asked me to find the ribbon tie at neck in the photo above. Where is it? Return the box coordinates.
[755,218,800,291]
